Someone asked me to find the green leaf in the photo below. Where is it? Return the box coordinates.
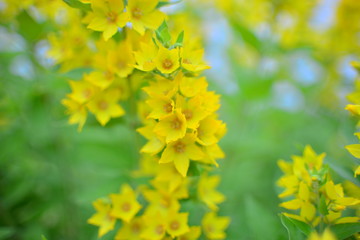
[279,214,310,240]
[157,0,182,8]
[63,0,91,11]
[187,162,200,177]
[318,195,329,215]
[330,223,360,239]
[0,227,15,239]
[155,21,171,46]
[229,16,261,51]
[41,235,47,240]
[172,31,184,48]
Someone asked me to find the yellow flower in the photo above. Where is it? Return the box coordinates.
[115,217,144,240]
[141,212,167,240]
[196,116,223,146]
[87,0,129,40]
[160,134,204,177]
[68,79,99,104]
[178,75,208,98]
[154,110,187,143]
[176,95,208,129]
[166,212,190,238]
[280,181,317,224]
[134,40,158,71]
[61,97,87,132]
[202,212,230,240]
[87,199,116,237]
[177,226,201,240]
[127,0,166,35]
[87,89,125,126]
[138,120,166,155]
[107,40,135,78]
[345,104,360,116]
[146,95,174,119]
[307,229,337,240]
[181,47,210,72]
[143,75,178,98]
[84,70,115,90]
[355,165,360,177]
[198,174,225,210]
[155,46,180,74]
[110,184,142,222]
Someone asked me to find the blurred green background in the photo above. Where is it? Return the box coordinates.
[1,0,360,239]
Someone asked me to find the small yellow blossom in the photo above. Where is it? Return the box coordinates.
[110,184,142,222]
[160,133,204,177]
[61,97,87,131]
[127,0,166,35]
[177,226,201,240]
[87,199,116,237]
[307,229,337,240]
[134,41,158,71]
[154,110,187,143]
[115,217,144,240]
[181,47,210,72]
[166,212,190,238]
[202,212,230,240]
[87,89,125,126]
[155,46,180,74]
[198,174,225,210]
[87,0,129,40]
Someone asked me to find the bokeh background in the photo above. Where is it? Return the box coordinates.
[1,0,359,239]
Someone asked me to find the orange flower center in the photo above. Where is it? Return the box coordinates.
[170,220,180,230]
[132,7,143,19]
[156,225,164,235]
[121,202,131,212]
[163,103,173,113]
[107,11,117,23]
[173,141,186,153]
[82,89,92,99]
[171,118,182,129]
[98,100,108,110]
[162,59,173,69]
[131,222,141,233]
[183,109,193,120]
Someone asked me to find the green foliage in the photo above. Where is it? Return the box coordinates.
[330,223,360,239]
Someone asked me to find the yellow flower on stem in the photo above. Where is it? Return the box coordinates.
[166,212,190,238]
[181,47,210,72]
[107,40,135,78]
[178,75,208,98]
[68,79,99,104]
[146,95,174,120]
[198,174,225,210]
[61,97,87,132]
[115,217,144,240]
[177,226,201,240]
[137,120,166,155]
[110,184,142,222]
[87,89,125,126]
[154,109,187,143]
[141,212,167,240]
[134,40,158,71]
[307,229,337,240]
[87,0,129,40]
[176,95,208,129]
[202,212,230,240]
[87,199,116,237]
[159,133,204,177]
[127,0,166,35]
[155,46,180,74]
[196,116,223,146]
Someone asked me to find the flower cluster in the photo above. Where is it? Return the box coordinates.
[277,145,360,228]
[344,62,360,177]
[46,0,230,239]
